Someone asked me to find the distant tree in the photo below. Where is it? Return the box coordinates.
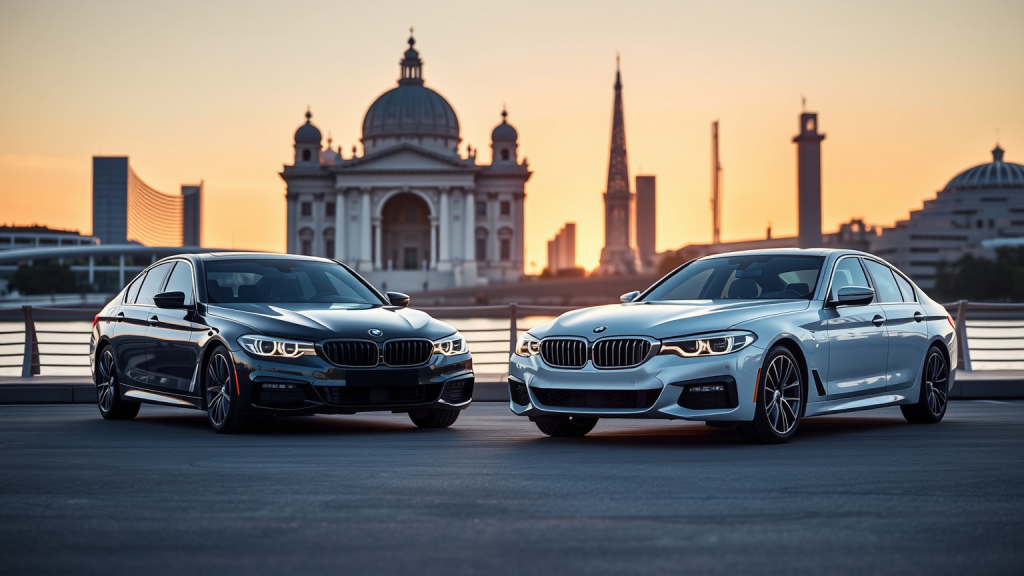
[7,262,83,295]
[934,247,1024,302]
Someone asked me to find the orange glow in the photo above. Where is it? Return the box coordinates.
[1,2,1021,273]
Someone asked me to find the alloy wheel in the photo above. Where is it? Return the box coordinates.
[97,349,117,413]
[923,351,948,416]
[763,353,802,435]
[206,353,233,427]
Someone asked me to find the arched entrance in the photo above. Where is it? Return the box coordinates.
[381,193,432,270]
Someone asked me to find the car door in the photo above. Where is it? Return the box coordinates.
[115,262,173,388]
[145,260,203,395]
[824,256,890,399]
[863,260,930,392]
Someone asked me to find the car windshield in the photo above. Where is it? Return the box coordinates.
[204,259,385,305]
[642,254,825,301]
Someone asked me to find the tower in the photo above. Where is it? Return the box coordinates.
[635,175,656,270]
[793,112,825,248]
[596,57,639,275]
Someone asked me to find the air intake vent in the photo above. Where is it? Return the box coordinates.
[320,340,378,367]
[383,339,433,367]
[592,338,652,369]
[540,338,588,369]
[531,387,659,409]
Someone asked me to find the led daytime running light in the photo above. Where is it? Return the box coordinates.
[660,331,757,358]
[237,335,315,358]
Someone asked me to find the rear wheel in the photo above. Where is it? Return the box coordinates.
[901,347,949,424]
[204,347,255,434]
[409,408,460,428]
[95,347,140,420]
[738,345,804,444]
[534,416,598,437]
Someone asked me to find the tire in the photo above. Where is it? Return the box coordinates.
[204,346,255,434]
[95,346,141,420]
[409,408,460,429]
[901,346,949,424]
[738,345,805,444]
[534,416,599,437]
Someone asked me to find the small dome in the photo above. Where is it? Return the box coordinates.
[295,109,322,145]
[944,145,1024,192]
[491,107,518,143]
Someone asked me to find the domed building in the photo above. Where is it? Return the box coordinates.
[281,34,531,289]
[871,145,1024,288]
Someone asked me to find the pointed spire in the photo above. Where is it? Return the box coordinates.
[327,132,333,148]
[614,52,622,90]
[993,144,1005,163]
[606,57,629,196]
[305,106,312,122]
[399,28,423,85]
[501,103,508,121]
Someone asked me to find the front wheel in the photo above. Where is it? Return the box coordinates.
[409,408,460,428]
[901,347,949,424]
[738,345,804,444]
[204,347,255,434]
[95,347,140,420]
[534,416,598,437]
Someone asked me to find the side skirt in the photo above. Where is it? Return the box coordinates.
[804,392,909,417]
[121,384,202,410]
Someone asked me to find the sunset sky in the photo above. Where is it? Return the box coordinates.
[1,0,1022,272]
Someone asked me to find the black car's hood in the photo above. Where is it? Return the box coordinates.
[206,303,455,342]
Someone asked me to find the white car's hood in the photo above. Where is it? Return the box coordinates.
[530,300,811,341]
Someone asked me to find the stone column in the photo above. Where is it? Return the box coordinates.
[285,195,297,254]
[373,217,382,270]
[488,193,499,263]
[358,188,372,272]
[438,187,452,270]
[312,193,324,256]
[334,189,346,262]
[460,188,477,285]
[429,216,438,269]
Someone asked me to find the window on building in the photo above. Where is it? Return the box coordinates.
[326,202,336,217]
[301,202,312,217]
[500,201,511,216]
[475,202,487,217]
[989,219,995,228]
[501,149,509,161]
[325,238,335,259]
[500,239,511,261]
[302,149,311,162]
[475,238,487,261]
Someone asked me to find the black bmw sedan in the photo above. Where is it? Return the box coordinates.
[89,253,473,433]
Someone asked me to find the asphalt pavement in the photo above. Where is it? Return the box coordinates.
[2,401,1023,575]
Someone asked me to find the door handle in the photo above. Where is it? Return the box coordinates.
[914,311,924,323]
[872,315,885,327]
[149,315,159,326]
[116,312,125,322]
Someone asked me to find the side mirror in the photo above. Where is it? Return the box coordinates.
[829,285,874,307]
[386,291,410,308]
[153,291,187,309]
[620,291,641,304]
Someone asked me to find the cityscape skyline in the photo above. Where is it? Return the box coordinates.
[1,1,1022,272]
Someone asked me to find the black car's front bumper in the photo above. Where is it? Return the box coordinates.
[230,348,474,416]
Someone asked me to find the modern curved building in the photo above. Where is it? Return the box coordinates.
[871,145,1024,288]
[281,33,531,290]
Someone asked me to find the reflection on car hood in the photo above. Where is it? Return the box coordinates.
[207,303,455,341]
[530,300,811,341]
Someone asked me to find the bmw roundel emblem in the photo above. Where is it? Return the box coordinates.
[593,326,607,333]
[369,329,383,337]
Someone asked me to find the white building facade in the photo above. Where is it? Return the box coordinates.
[281,35,531,291]
[871,145,1024,289]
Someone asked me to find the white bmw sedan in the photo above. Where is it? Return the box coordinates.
[509,249,956,444]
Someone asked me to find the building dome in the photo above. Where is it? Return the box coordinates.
[361,35,460,142]
[491,107,518,142]
[295,109,322,145]
[943,145,1024,192]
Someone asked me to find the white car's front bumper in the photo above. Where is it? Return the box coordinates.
[508,345,766,421]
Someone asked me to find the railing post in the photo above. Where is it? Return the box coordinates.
[508,302,518,357]
[21,305,40,378]
[955,299,972,372]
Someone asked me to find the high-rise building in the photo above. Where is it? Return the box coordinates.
[546,223,577,275]
[635,175,656,270]
[793,112,825,249]
[181,183,203,247]
[92,156,199,247]
[595,58,639,276]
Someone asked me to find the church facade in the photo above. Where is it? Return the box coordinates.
[281,34,531,290]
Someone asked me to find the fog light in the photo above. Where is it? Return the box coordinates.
[263,383,297,390]
[688,384,725,393]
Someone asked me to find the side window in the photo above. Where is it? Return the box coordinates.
[863,260,902,304]
[163,262,195,305]
[124,273,146,304]
[892,269,917,303]
[135,263,173,306]
[829,257,870,301]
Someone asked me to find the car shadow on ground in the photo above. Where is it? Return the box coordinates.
[123,409,432,437]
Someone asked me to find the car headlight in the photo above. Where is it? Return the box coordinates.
[659,331,757,358]
[514,333,541,357]
[433,332,466,356]
[237,335,316,358]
